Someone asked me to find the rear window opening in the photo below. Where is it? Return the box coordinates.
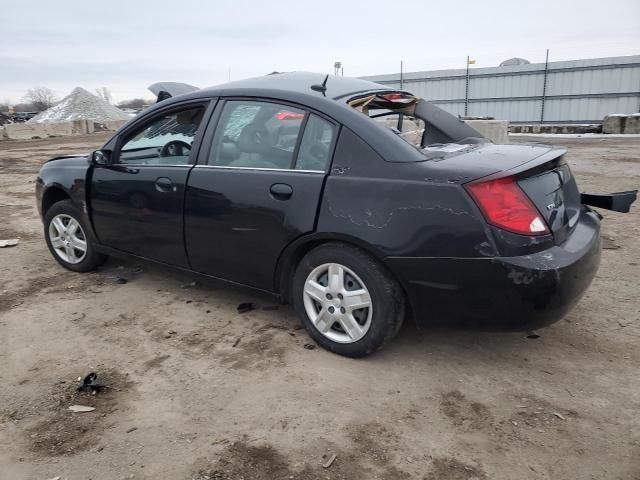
[349,92,424,148]
[348,91,487,153]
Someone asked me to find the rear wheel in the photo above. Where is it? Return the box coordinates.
[292,243,404,357]
[44,200,107,272]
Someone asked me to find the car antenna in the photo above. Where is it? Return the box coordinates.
[311,74,329,96]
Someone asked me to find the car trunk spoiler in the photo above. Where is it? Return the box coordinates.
[413,99,485,146]
[581,190,637,213]
[148,82,199,103]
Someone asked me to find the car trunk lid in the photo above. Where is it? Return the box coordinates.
[431,143,580,241]
[516,159,581,243]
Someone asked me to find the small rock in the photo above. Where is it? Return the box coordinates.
[164,330,177,338]
[303,343,316,350]
[115,277,128,285]
[126,427,138,433]
[322,453,337,468]
[69,405,95,413]
[0,238,19,248]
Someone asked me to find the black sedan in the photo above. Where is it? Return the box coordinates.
[36,72,636,357]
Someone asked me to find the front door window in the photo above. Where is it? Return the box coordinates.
[119,107,205,165]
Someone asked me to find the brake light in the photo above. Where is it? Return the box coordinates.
[379,93,414,104]
[465,176,549,235]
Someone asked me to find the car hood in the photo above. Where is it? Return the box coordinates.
[45,153,90,164]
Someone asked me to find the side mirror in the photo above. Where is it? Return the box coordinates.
[91,149,112,166]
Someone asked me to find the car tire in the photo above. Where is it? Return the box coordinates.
[44,200,107,272]
[292,243,405,358]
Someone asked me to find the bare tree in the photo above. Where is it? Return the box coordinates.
[95,87,113,104]
[24,87,57,111]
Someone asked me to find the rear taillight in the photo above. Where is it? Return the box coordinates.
[465,176,550,236]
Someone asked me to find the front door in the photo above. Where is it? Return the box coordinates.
[185,99,337,290]
[90,103,209,267]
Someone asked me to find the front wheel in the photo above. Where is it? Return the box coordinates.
[44,200,107,272]
[292,243,405,358]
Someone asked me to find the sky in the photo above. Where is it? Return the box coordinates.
[1,0,639,104]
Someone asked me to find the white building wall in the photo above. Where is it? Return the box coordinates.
[361,55,640,123]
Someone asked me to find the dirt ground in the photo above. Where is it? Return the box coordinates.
[0,132,638,480]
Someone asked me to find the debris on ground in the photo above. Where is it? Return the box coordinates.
[553,412,566,420]
[0,238,19,248]
[164,330,177,338]
[115,276,128,284]
[126,426,138,433]
[232,338,242,348]
[601,235,620,250]
[526,331,540,339]
[322,453,337,468]
[303,343,316,350]
[181,281,198,289]
[237,302,256,314]
[68,405,95,413]
[77,372,105,394]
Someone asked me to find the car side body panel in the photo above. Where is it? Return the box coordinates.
[36,155,97,237]
[317,128,495,259]
[184,168,327,290]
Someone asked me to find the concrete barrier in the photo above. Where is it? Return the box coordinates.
[603,114,640,134]
[103,120,127,131]
[465,120,509,144]
[0,118,127,141]
[509,124,602,134]
[3,122,48,140]
[69,120,94,134]
[43,122,74,137]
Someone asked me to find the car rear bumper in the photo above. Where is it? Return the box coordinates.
[385,208,601,330]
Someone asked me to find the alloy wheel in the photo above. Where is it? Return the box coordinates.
[303,262,373,343]
[48,214,87,264]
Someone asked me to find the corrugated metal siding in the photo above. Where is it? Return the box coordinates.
[361,55,640,123]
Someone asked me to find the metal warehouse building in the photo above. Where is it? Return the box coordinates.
[361,55,640,124]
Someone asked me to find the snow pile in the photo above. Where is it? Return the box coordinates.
[29,87,130,123]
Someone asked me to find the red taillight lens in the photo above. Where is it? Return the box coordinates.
[465,176,550,236]
[379,93,414,103]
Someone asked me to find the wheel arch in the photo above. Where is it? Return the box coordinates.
[274,233,411,315]
[41,184,72,216]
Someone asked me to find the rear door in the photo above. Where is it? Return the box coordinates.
[90,101,212,266]
[184,99,337,290]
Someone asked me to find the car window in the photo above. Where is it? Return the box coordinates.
[209,100,305,169]
[118,106,205,165]
[374,113,425,147]
[295,114,335,171]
